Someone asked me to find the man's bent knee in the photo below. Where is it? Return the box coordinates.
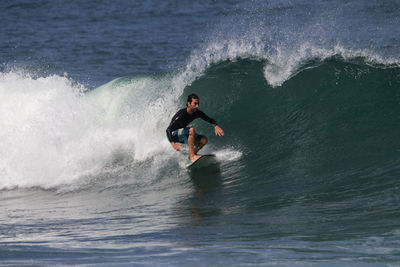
[188,127,195,136]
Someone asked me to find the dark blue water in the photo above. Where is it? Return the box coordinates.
[2,0,231,86]
[1,0,400,265]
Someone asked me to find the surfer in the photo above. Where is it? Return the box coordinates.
[166,93,224,162]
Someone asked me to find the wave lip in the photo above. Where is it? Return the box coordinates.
[177,36,400,89]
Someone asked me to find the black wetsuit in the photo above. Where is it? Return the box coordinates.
[166,108,217,142]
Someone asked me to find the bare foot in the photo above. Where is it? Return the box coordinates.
[189,154,202,162]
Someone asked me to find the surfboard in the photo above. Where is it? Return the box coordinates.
[185,154,217,169]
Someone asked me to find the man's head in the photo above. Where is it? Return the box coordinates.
[187,93,199,113]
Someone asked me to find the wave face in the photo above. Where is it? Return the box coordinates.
[190,56,400,167]
[177,56,400,252]
[186,56,400,198]
[2,53,399,201]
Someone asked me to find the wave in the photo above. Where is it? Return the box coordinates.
[1,43,399,192]
[185,56,400,199]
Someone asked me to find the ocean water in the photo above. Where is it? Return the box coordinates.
[1,0,400,265]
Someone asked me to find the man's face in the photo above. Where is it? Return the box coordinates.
[188,98,199,112]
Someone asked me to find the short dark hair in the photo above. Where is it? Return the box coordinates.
[187,93,199,105]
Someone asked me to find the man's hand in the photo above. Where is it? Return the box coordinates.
[214,125,224,136]
[171,142,181,151]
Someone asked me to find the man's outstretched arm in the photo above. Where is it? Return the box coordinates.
[198,110,224,136]
[198,110,217,125]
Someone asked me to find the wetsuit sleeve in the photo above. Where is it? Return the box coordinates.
[166,110,182,143]
[198,110,217,126]
[166,128,173,142]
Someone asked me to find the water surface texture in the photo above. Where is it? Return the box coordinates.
[1,0,400,265]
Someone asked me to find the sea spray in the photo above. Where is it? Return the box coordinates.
[0,71,115,189]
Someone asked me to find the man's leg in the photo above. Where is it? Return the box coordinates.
[194,136,208,154]
[188,127,202,162]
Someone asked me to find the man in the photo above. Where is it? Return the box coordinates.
[166,94,224,163]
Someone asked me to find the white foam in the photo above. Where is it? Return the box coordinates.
[0,71,180,190]
[215,148,243,162]
[0,71,109,189]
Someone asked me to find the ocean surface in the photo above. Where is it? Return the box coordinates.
[1,0,400,265]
